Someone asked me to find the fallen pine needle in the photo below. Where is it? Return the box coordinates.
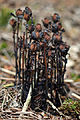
[71,92,80,100]
[19,85,32,118]
[47,100,62,115]
[3,83,14,88]
[0,77,15,81]
[46,99,71,119]
[22,85,32,112]
[0,67,15,76]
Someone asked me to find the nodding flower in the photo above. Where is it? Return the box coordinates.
[52,23,58,33]
[24,13,30,21]
[35,32,40,39]
[42,17,51,28]
[31,31,40,40]
[60,43,70,50]
[57,22,62,30]
[28,25,34,33]
[30,43,37,51]
[65,44,70,52]
[59,43,70,55]
[36,23,42,32]
[24,7,32,16]
[30,43,35,50]
[56,22,65,33]
[44,33,51,41]
[10,19,16,28]
[48,50,52,56]
[59,44,65,50]
[16,9,23,17]
[52,22,62,33]
[52,13,60,23]
[52,33,62,43]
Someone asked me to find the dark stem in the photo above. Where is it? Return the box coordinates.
[15,18,19,85]
[54,46,56,84]
[18,37,22,84]
[44,43,48,100]
[34,46,36,86]
[51,58,53,101]
[22,32,25,86]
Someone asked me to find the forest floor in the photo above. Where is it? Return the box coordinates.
[0,0,80,119]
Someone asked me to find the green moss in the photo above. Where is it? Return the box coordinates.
[0,42,8,50]
[0,8,13,27]
[71,73,80,81]
[60,98,80,115]
[28,18,35,25]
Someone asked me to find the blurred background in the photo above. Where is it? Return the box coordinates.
[0,0,80,82]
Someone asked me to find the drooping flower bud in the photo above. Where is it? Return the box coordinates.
[24,13,30,21]
[25,7,32,16]
[10,19,16,28]
[42,18,50,28]
[16,9,23,16]
[36,23,42,32]
[52,13,60,23]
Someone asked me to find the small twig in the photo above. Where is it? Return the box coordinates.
[15,111,40,119]
[71,92,80,100]
[47,100,62,115]
[2,49,14,66]
[1,89,7,111]
[0,56,12,65]
[46,99,70,119]
[35,107,51,116]
[64,79,73,83]
[19,85,32,118]
[0,67,15,76]
[22,85,32,112]
[72,82,80,89]
[0,77,15,81]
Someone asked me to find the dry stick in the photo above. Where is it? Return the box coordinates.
[0,57,13,65]
[64,79,73,83]
[71,93,80,100]
[0,77,15,81]
[19,85,32,119]
[20,70,33,118]
[47,99,61,114]
[2,49,14,66]
[46,99,70,119]
[1,92,6,111]
[0,67,15,76]
[15,111,39,119]
[22,85,32,112]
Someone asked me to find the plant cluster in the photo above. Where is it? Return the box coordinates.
[10,7,70,110]
[59,99,80,119]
